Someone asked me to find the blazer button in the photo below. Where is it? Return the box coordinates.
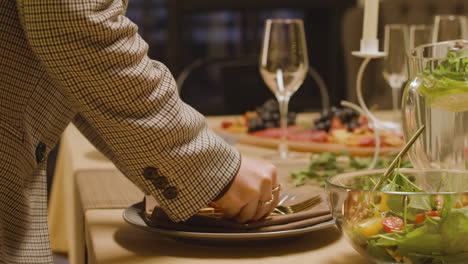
[143,167,159,180]
[152,176,168,189]
[163,187,178,200]
[35,142,47,164]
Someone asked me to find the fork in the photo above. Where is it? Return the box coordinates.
[273,195,322,215]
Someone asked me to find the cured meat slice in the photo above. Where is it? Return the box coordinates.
[250,127,328,143]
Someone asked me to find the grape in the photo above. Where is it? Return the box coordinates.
[315,122,327,131]
[247,99,297,132]
[347,120,360,131]
[248,117,264,132]
[264,121,276,129]
[260,111,273,121]
[330,106,338,113]
[263,99,279,112]
[313,106,360,132]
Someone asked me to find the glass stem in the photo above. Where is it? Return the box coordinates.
[277,95,290,159]
[391,86,402,123]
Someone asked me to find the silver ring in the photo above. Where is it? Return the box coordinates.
[258,194,274,206]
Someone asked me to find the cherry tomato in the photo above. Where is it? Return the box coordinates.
[415,214,426,223]
[427,211,441,217]
[382,217,404,233]
[221,121,233,129]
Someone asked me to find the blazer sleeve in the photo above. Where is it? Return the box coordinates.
[16,0,241,222]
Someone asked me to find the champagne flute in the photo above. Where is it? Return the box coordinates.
[383,24,409,122]
[260,19,309,160]
[409,24,433,50]
[409,24,432,78]
[432,15,468,42]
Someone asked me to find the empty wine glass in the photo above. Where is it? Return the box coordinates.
[432,15,468,42]
[260,19,309,160]
[408,24,433,78]
[383,24,409,122]
[409,24,433,50]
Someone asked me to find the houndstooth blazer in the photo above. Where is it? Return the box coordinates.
[0,0,241,262]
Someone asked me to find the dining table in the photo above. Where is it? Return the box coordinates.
[48,113,395,264]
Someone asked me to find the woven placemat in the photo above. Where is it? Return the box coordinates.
[75,169,143,211]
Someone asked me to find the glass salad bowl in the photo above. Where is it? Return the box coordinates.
[326,169,468,264]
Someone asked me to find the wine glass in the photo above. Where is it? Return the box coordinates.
[432,15,468,42]
[383,24,409,122]
[259,19,309,160]
[409,24,433,50]
[408,24,432,78]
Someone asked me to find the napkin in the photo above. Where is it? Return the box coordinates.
[142,196,332,233]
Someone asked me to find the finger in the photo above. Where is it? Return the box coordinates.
[222,206,242,219]
[234,198,259,223]
[253,166,278,220]
[216,196,242,219]
[258,186,281,220]
[253,180,274,220]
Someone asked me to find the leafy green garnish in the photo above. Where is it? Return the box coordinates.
[290,152,412,187]
[440,208,468,254]
[399,231,443,256]
[417,47,468,112]
[428,48,468,82]
[366,240,394,262]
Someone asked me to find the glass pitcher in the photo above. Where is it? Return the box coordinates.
[402,40,468,170]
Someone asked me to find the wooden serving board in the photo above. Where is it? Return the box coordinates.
[214,127,401,157]
[208,112,402,156]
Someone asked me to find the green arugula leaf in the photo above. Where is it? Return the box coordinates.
[408,194,433,211]
[441,194,456,218]
[399,232,443,256]
[291,173,307,187]
[366,240,394,262]
[374,234,401,247]
[441,208,468,254]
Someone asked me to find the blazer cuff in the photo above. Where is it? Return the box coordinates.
[141,131,242,222]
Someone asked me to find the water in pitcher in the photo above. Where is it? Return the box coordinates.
[406,87,468,169]
[403,40,468,170]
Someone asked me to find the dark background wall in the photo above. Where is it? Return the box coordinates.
[125,0,357,115]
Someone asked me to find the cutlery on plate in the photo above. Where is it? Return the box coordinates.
[198,195,322,218]
[273,195,322,215]
[278,193,294,206]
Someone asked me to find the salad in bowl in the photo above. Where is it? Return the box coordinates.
[326,168,468,264]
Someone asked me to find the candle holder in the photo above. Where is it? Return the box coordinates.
[340,0,404,167]
[341,44,402,169]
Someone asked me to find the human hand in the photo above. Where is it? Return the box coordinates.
[215,156,280,223]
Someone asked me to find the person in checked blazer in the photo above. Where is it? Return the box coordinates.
[0,1,281,262]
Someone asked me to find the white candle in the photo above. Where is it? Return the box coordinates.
[362,0,379,40]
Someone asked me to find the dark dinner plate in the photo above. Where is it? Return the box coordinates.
[123,202,335,244]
